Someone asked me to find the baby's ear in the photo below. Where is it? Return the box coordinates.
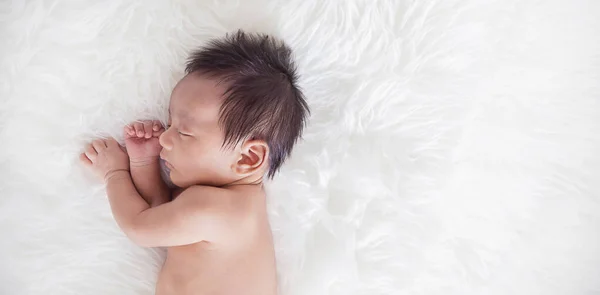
[233,139,268,176]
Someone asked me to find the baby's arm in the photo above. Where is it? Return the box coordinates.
[125,121,170,207]
[130,157,170,207]
[105,171,153,234]
[105,181,232,247]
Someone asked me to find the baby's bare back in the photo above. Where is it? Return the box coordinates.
[155,186,278,295]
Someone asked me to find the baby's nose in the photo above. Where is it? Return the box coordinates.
[159,131,172,151]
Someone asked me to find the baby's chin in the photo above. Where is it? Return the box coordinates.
[159,159,178,189]
[165,169,200,189]
[166,169,187,188]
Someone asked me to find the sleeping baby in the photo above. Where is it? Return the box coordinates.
[79,30,309,295]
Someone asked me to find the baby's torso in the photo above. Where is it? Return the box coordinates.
[156,187,278,295]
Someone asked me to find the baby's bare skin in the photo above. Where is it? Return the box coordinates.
[156,185,277,295]
[81,74,279,295]
[123,122,278,295]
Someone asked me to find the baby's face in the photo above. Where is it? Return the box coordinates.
[159,73,238,187]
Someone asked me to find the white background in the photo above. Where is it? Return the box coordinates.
[1,0,599,294]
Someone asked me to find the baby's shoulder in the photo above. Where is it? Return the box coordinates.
[176,184,263,212]
[228,184,265,197]
[179,185,266,238]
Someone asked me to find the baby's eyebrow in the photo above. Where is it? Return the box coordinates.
[169,110,194,125]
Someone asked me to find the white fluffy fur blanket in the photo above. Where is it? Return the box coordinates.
[1,1,599,294]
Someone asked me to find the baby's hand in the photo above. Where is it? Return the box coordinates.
[124,120,165,162]
[80,138,129,182]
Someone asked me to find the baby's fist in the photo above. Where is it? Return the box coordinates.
[124,120,164,161]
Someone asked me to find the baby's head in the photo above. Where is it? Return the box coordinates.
[159,30,309,188]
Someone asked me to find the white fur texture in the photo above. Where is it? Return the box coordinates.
[1,1,599,294]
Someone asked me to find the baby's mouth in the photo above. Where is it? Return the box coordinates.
[158,158,176,188]
[159,153,171,167]
[160,157,173,170]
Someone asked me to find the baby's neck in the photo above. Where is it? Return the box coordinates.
[223,174,264,188]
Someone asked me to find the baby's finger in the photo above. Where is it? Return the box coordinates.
[79,153,92,166]
[92,139,106,152]
[143,121,153,138]
[85,144,98,162]
[105,137,119,148]
[133,122,144,137]
[124,125,135,137]
[152,129,164,138]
